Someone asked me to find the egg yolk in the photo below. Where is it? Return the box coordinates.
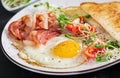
[53,40,80,58]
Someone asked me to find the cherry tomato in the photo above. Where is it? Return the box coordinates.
[66,24,74,31]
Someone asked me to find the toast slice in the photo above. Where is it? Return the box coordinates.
[80,2,120,41]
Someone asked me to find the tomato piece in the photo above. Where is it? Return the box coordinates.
[79,16,84,24]
[84,44,105,58]
[79,26,86,30]
[88,26,96,33]
[84,46,98,58]
[66,24,74,31]
[72,26,79,36]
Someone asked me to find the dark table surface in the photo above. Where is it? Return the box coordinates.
[0,1,120,78]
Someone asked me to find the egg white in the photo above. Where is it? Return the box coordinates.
[20,35,86,68]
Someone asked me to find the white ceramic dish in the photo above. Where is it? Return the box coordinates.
[1,0,39,12]
[1,0,120,75]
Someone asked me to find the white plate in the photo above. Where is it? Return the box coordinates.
[1,0,120,75]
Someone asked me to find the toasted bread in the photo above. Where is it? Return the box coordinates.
[81,2,120,41]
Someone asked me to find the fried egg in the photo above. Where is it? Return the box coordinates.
[19,35,86,68]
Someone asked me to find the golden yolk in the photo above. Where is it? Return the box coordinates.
[53,40,80,58]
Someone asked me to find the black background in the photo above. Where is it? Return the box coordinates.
[0,1,120,78]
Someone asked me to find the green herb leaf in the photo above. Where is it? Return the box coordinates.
[34,3,43,7]
[96,54,106,62]
[84,14,91,18]
[94,44,103,48]
[45,2,50,9]
[57,14,71,28]
[90,33,96,38]
[82,38,93,44]
[96,52,113,62]
[65,34,73,39]
[105,40,120,49]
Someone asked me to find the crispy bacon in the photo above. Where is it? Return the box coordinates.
[8,13,61,47]
[34,13,48,30]
[8,15,33,40]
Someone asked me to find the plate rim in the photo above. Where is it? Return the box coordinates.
[1,35,120,75]
[1,0,120,75]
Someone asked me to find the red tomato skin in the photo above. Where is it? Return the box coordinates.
[72,26,79,36]
[84,46,104,58]
[66,24,74,31]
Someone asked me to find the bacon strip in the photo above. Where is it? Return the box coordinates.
[8,13,61,47]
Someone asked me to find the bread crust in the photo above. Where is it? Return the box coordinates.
[81,2,120,41]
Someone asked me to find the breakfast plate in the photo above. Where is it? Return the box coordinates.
[1,0,120,75]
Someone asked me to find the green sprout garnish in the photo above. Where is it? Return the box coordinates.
[45,2,50,9]
[57,14,71,28]
[65,34,73,39]
[105,40,120,49]
[94,44,103,48]
[34,3,43,7]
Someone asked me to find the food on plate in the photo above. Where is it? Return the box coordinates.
[7,2,120,68]
[81,2,120,42]
[3,0,30,8]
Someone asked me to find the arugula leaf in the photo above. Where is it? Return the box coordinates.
[57,14,71,28]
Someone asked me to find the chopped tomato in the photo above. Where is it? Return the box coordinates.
[79,16,84,24]
[66,24,74,31]
[84,45,104,58]
[88,26,96,33]
[84,46,97,58]
[72,25,79,36]
[79,26,86,30]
